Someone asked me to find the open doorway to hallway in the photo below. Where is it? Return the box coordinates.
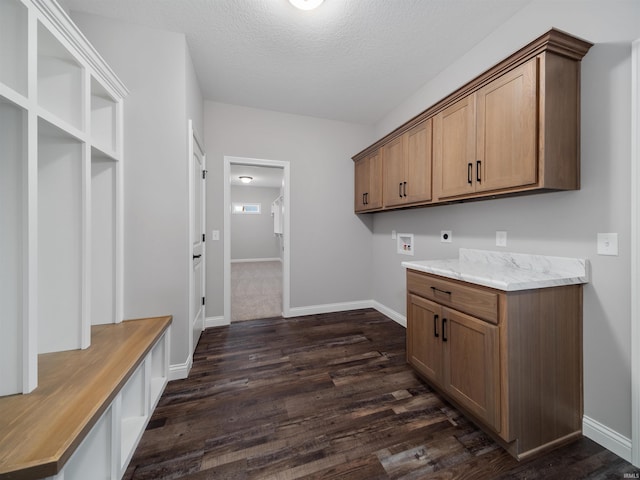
[224,157,291,323]
[229,164,283,321]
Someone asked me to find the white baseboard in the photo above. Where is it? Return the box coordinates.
[169,355,193,381]
[372,301,406,327]
[205,315,228,328]
[287,299,406,328]
[583,415,632,462]
[231,257,282,263]
[288,300,374,317]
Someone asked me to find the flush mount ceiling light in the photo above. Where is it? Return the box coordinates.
[288,0,324,10]
[239,176,253,184]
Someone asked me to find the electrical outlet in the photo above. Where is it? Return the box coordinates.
[441,230,452,243]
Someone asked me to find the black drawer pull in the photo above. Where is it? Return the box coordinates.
[467,163,473,184]
[442,317,448,342]
[399,182,403,198]
[433,314,439,338]
[403,181,407,197]
[431,286,452,296]
[476,160,482,182]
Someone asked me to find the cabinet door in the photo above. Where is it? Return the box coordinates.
[354,152,382,212]
[366,150,383,209]
[407,295,442,384]
[405,119,432,205]
[433,95,476,199]
[383,135,406,208]
[354,157,369,212]
[476,59,537,192]
[442,307,500,432]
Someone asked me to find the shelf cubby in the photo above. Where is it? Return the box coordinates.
[61,406,114,480]
[38,118,85,354]
[149,332,168,410]
[91,151,118,325]
[37,20,84,131]
[119,362,148,473]
[0,99,27,396]
[0,0,28,97]
[91,77,118,155]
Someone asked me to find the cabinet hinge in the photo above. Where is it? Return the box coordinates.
[202,296,205,306]
[202,170,207,180]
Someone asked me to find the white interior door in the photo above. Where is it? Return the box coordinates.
[189,121,206,356]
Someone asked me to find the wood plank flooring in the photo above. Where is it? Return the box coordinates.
[124,309,637,479]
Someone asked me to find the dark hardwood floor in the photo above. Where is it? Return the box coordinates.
[124,309,637,479]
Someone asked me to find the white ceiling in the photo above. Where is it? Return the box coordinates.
[65,0,531,124]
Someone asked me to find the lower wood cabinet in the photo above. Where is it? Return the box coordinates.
[406,269,583,460]
[408,294,500,432]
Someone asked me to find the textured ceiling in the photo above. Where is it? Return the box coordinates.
[64,0,531,124]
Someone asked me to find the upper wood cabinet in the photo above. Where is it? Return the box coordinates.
[435,58,539,200]
[352,29,592,213]
[433,95,476,199]
[354,149,382,212]
[383,119,433,208]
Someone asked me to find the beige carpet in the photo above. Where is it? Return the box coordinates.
[231,261,283,322]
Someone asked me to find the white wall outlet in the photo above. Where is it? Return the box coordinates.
[441,230,452,243]
[496,231,507,247]
[597,233,618,256]
[391,230,397,240]
[211,229,220,241]
[397,233,414,256]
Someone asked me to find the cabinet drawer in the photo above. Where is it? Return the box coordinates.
[407,270,498,324]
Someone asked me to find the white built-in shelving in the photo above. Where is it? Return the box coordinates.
[0,0,28,97]
[0,98,27,397]
[0,2,174,478]
[0,0,128,395]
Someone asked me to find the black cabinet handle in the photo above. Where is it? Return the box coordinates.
[476,160,481,182]
[399,182,403,198]
[193,254,202,259]
[442,317,448,342]
[364,192,369,205]
[403,181,407,197]
[430,286,452,296]
[467,163,473,184]
[433,314,439,338]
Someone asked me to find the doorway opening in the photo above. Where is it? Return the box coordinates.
[224,157,290,323]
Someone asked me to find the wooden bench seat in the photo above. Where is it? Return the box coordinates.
[0,316,172,480]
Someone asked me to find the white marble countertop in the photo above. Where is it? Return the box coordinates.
[402,248,589,291]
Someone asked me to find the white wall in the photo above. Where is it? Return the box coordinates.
[205,102,375,313]
[230,185,281,260]
[71,12,204,371]
[369,0,640,448]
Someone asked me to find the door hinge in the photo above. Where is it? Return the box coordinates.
[202,296,205,306]
[202,170,207,179]
[202,233,205,242]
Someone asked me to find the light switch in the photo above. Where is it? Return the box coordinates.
[392,230,397,240]
[211,230,220,241]
[496,231,507,247]
[597,233,618,256]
